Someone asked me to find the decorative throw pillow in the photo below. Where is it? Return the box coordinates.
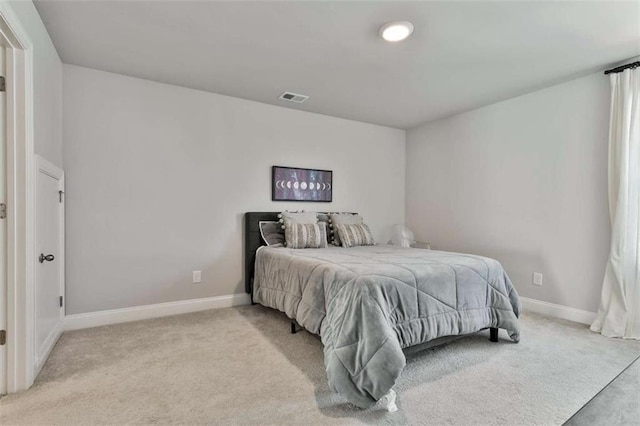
[285,222,329,249]
[329,213,363,246]
[259,221,285,247]
[278,211,318,230]
[335,223,375,248]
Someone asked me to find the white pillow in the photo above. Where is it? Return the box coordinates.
[279,211,318,226]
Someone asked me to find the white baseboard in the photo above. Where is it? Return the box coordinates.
[520,296,596,325]
[64,293,594,331]
[64,293,251,331]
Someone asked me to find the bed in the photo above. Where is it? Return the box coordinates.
[245,212,521,410]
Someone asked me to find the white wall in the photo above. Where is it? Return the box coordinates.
[406,71,611,313]
[63,65,405,315]
[9,0,62,167]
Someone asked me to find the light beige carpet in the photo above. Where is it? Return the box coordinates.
[1,305,639,425]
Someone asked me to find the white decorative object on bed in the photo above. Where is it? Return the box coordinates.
[390,224,415,248]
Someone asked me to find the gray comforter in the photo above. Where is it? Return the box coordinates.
[253,245,521,408]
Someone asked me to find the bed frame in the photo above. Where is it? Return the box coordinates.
[244,211,499,342]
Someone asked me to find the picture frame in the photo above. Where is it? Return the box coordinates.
[272,165,333,202]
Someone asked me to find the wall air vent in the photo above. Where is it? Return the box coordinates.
[279,92,309,103]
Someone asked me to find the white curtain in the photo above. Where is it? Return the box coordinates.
[591,67,640,339]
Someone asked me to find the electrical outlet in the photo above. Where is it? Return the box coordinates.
[192,270,202,283]
[533,272,543,286]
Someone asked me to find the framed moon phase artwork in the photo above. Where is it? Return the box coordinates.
[272,166,332,202]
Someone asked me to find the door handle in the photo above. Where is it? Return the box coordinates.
[39,253,55,263]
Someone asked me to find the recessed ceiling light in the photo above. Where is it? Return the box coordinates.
[379,21,414,42]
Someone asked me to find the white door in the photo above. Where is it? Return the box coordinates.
[0,42,6,395]
[34,156,64,374]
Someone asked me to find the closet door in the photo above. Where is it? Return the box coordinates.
[34,156,65,375]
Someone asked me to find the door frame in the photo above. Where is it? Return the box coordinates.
[33,155,64,375]
[0,3,36,393]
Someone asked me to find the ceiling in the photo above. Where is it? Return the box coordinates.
[35,1,640,129]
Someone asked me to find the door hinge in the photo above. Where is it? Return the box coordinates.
[59,190,64,203]
[0,203,6,219]
[0,76,5,92]
[59,296,63,307]
[0,330,6,345]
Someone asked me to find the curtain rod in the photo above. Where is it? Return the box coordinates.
[604,61,640,75]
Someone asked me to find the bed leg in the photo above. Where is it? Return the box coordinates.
[489,327,499,342]
[290,321,298,334]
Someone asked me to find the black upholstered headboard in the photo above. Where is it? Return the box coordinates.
[244,211,358,298]
[244,212,280,296]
